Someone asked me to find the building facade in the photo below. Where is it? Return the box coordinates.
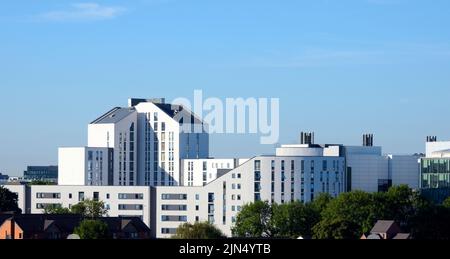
[420,137,450,203]
[23,166,58,183]
[60,98,209,187]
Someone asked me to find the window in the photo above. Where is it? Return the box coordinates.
[161,215,187,222]
[254,193,261,201]
[106,193,110,199]
[69,193,72,199]
[196,194,200,200]
[162,205,187,211]
[323,160,328,171]
[255,160,261,171]
[161,122,166,131]
[92,192,99,201]
[162,194,187,200]
[36,193,61,199]
[78,192,85,202]
[237,173,241,179]
[118,204,144,210]
[161,228,177,234]
[119,193,144,200]
[196,205,199,211]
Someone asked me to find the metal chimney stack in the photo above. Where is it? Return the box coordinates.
[426,136,437,142]
[363,134,374,147]
[300,132,315,145]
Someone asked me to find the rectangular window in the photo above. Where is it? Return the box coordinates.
[36,193,61,199]
[161,194,187,200]
[119,193,144,200]
[118,204,144,210]
[161,205,188,211]
[161,215,187,222]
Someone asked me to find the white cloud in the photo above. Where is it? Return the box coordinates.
[39,3,126,22]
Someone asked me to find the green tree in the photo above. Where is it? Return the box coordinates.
[44,205,72,214]
[442,197,450,208]
[71,199,108,218]
[74,220,110,239]
[312,191,377,239]
[232,201,274,238]
[272,201,320,239]
[0,186,22,214]
[173,222,226,239]
[28,180,55,186]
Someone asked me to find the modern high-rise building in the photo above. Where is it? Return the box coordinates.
[59,98,209,187]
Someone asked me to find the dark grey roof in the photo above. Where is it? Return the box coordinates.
[2,214,150,234]
[91,107,136,124]
[393,233,411,239]
[153,103,204,124]
[371,220,399,234]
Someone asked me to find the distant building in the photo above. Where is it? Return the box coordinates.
[24,166,58,183]
[0,173,9,183]
[420,137,450,203]
[0,214,151,239]
[361,220,411,240]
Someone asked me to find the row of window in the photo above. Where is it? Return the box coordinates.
[36,192,145,200]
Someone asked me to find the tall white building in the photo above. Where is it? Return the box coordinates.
[60,98,209,187]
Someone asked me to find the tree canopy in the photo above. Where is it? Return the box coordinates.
[0,186,22,214]
[173,222,226,239]
[74,220,110,239]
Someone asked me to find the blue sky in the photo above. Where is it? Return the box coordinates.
[1,0,450,176]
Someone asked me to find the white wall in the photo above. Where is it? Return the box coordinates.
[58,148,87,185]
[426,141,450,157]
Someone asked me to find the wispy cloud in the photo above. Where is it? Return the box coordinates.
[38,3,127,22]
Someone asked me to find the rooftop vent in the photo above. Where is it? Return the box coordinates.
[363,134,374,147]
[426,136,437,142]
[300,132,315,145]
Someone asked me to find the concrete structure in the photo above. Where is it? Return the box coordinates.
[58,147,113,186]
[23,166,58,183]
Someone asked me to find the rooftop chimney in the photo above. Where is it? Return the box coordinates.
[426,136,437,142]
[300,132,315,145]
[363,134,374,147]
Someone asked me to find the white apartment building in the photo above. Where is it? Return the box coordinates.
[2,185,151,227]
[60,98,209,187]
[180,158,249,186]
[153,143,346,238]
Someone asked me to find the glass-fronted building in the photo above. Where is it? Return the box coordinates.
[420,158,450,203]
[23,166,58,183]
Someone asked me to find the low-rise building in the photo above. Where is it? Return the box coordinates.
[0,214,151,239]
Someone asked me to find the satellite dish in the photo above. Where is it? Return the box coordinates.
[67,234,81,239]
